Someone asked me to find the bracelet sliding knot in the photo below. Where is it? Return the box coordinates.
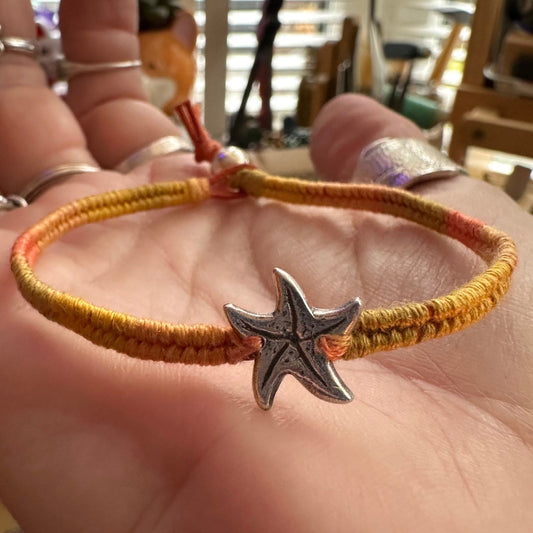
[208,163,255,199]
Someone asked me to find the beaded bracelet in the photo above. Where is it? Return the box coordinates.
[11,166,517,409]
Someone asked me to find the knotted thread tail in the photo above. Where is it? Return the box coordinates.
[175,100,222,163]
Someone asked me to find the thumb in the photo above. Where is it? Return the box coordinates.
[310,94,425,181]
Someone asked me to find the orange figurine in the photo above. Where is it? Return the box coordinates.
[138,0,198,114]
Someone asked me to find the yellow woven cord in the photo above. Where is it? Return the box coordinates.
[231,168,517,359]
[11,169,517,365]
[11,178,260,365]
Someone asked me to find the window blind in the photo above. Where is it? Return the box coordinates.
[31,0,475,127]
[194,0,347,129]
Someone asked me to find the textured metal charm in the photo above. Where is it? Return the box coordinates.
[354,137,466,188]
[225,268,361,410]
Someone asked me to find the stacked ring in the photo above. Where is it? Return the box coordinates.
[0,164,101,211]
[0,26,38,58]
[115,136,192,174]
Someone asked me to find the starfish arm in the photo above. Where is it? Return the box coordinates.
[254,340,354,409]
[295,360,354,403]
[252,341,290,410]
[273,268,314,317]
[223,304,277,339]
[313,297,362,336]
[292,340,354,403]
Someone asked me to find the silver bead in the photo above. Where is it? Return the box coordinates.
[211,146,250,173]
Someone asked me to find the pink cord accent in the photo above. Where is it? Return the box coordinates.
[209,163,256,199]
[175,101,223,163]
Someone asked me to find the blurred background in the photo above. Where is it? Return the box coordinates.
[27,0,533,211]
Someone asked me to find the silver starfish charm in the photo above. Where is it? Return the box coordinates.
[224,268,362,410]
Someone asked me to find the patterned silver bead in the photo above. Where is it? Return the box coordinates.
[353,137,466,189]
[211,146,250,173]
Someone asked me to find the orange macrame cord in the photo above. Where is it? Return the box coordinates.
[175,101,222,163]
[11,167,517,366]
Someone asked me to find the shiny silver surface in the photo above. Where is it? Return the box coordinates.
[115,135,192,174]
[59,58,142,80]
[0,27,38,58]
[354,137,466,188]
[211,146,250,173]
[20,164,101,203]
[0,195,28,212]
[225,268,360,410]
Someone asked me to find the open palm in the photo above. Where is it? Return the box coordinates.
[1,1,532,531]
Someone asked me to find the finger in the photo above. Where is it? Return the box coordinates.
[309,93,533,428]
[0,0,97,195]
[309,94,522,225]
[59,0,181,170]
[311,94,425,182]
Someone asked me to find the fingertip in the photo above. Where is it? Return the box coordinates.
[310,94,424,181]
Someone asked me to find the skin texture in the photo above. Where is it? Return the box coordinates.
[0,1,532,531]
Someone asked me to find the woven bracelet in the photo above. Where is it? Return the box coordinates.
[11,166,517,409]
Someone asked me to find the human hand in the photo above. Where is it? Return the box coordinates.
[1,1,533,532]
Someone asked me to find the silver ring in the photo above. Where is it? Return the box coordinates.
[0,26,38,58]
[353,137,466,189]
[0,194,28,212]
[1,163,100,211]
[115,135,192,174]
[58,59,142,80]
[20,163,101,204]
